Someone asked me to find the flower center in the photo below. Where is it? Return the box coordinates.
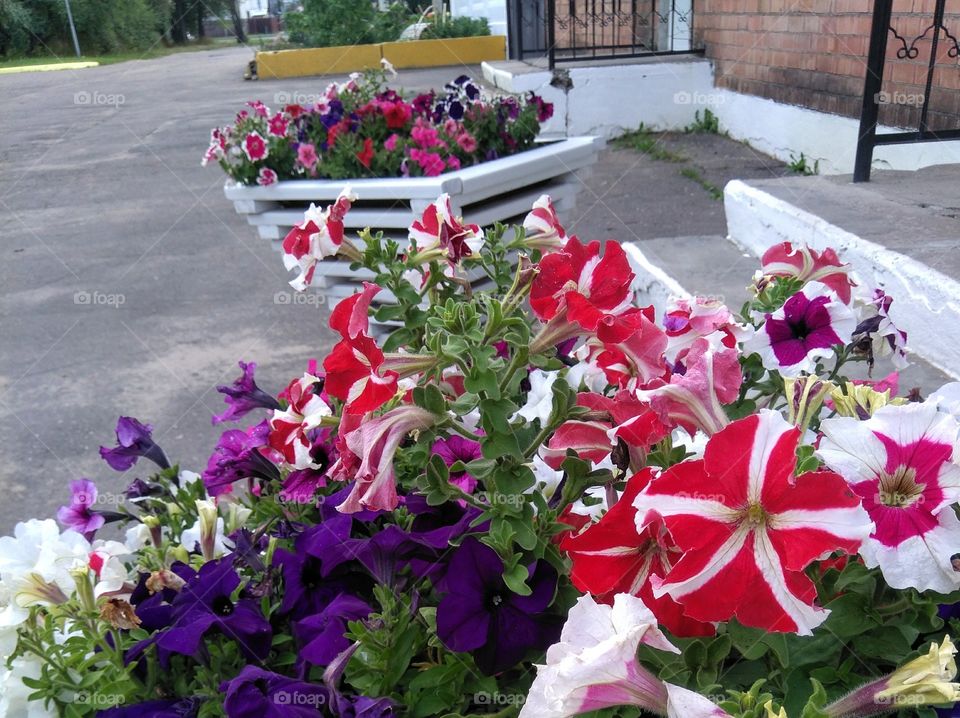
[791,318,811,340]
[488,593,504,609]
[742,503,767,527]
[878,466,923,508]
[301,556,324,589]
[212,595,234,616]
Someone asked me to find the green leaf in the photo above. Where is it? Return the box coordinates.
[501,561,532,596]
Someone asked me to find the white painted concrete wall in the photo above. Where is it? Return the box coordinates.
[712,89,960,175]
[450,0,508,36]
[482,59,716,139]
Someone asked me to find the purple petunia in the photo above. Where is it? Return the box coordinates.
[100,416,170,472]
[146,559,272,662]
[56,478,105,538]
[431,435,483,495]
[221,666,328,718]
[295,592,372,667]
[97,698,202,718]
[212,361,281,425]
[202,420,280,496]
[436,537,561,675]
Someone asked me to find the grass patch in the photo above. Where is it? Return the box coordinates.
[0,37,258,70]
[679,167,723,201]
[683,108,720,134]
[787,152,819,175]
[612,124,686,163]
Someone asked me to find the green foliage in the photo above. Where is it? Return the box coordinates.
[788,152,820,175]
[420,14,491,39]
[286,0,414,47]
[684,108,720,134]
[612,124,687,162]
[679,166,723,200]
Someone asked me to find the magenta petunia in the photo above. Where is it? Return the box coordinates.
[744,281,855,376]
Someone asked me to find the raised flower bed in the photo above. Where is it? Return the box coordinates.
[210,71,602,303]
[5,194,960,718]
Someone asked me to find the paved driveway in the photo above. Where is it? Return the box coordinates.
[0,47,438,531]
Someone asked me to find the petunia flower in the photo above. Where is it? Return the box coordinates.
[56,478,105,538]
[267,373,332,469]
[242,131,268,162]
[256,167,277,186]
[561,469,714,637]
[266,112,288,137]
[824,636,960,717]
[99,416,170,472]
[530,237,634,350]
[96,698,201,717]
[323,334,400,415]
[759,241,855,304]
[852,288,909,370]
[744,281,856,376]
[153,559,272,662]
[578,306,668,390]
[637,337,742,436]
[431,435,483,494]
[202,420,279,496]
[818,401,960,593]
[513,369,560,425]
[282,188,358,291]
[356,137,375,168]
[212,360,281,425]
[520,593,730,718]
[522,194,568,251]
[408,193,484,264]
[336,405,436,513]
[436,538,561,675]
[662,295,752,364]
[295,593,373,667]
[221,665,328,718]
[633,409,872,635]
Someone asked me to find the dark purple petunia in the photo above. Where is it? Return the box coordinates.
[125,477,162,500]
[212,361,281,425]
[202,420,280,496]
[57,478,105,538]
[436,538,561,675]
[273,515,363,619]
[100,416,170,472]
[153,559,272,662]
[295,592,372,667]
[97,698,202,717]
[221,665,328,718]
[764,290,845,368]
[431,436,483,495]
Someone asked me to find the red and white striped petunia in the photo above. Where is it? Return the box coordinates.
[242,131,268,162]
[760,242,855,304]
[281,188,357,291]
[818,401,960,593]
[522,194,568,251]
[267,374,331,469]
[408,193,484,264]
[322,334,399,415]
[633,409,872,635]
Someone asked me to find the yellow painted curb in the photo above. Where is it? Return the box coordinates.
[382,35,506,69]
[255,35,507,79]
[257,44,383,80]
[0,61,99,75]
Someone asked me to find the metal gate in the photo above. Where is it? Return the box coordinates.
[854,0,960,181]
[508,0,697,69]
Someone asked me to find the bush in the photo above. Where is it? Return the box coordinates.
[285,0,417,48]
[0,0,36,56]
[420,14,490,39]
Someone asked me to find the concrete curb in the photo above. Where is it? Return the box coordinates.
[724,179,960,379]
[0,61,99,75]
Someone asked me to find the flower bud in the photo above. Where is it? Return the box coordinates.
[196,499,219,562]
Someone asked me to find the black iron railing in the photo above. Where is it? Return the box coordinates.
[854,0,960,181]
[509,0,697,69]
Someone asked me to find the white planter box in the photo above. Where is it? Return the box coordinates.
[224,136,603,301]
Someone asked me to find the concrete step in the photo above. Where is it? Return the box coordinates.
[724,165,960,379]
[624,235,952,394]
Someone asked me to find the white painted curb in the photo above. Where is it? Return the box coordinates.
[724,179,960,379]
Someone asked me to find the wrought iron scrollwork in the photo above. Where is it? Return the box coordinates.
[888,20,960,60]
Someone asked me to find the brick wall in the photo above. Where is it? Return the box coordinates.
[695,0,960,130]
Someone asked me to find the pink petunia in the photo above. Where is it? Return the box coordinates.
[242,131,269,162]
[256,167,278,186]
[297,143,318,173]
